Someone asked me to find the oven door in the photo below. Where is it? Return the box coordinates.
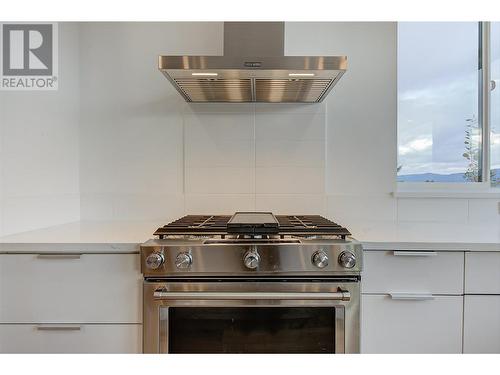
[143,280,360,354]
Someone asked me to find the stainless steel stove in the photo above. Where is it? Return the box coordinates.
[141,212,362,354]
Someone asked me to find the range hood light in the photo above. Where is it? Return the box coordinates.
[191,72,218,77]
[288,73,316,77]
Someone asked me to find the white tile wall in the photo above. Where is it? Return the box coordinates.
[256,195,327,215]
[184,113,254,168]
[2,195,80,235]
[327,194,397,224]
[185,194,255,214]
[468,199,500,224]
[256,167,325,194]
[185,167,255,194]
[397,198,469,223]
[80,115,183,195]
[182,95,328,212]
[80,193,184,221]
[1,22,498,234]
[0,23,81,236]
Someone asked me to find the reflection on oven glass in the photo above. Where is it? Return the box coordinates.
[168,307,335,353]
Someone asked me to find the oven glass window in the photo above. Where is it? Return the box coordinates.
[168,307,335,353]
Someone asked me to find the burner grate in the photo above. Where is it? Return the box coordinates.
[154,214,350,239]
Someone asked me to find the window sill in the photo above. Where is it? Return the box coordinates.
[394,182,500,198]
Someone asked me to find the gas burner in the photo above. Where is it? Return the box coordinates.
[154,212,351,239]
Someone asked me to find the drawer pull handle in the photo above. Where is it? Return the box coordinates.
[389,293,435,301]
[36,325,82,331]
[393,251,437,257]
[36,254,81,260]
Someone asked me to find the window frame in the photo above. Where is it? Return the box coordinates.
[396,21,500,197]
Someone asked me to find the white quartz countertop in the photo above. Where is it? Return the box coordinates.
[351,221,499,251]
[0,220,498,253]
[0,221,162,253]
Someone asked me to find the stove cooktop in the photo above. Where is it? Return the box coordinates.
[154,212,351,239]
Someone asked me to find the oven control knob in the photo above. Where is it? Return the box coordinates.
[145,252,164,270]
[175,252,193,269]
[338,251,356,269]
[312,250,329,268]
[243,251,260,270]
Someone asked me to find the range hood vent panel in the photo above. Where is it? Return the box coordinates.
[159,22,347,103]
[173,78,252,102]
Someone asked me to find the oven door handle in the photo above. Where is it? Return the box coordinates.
[153,290,351,301]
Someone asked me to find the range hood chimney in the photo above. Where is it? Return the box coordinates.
[159,22,347,103]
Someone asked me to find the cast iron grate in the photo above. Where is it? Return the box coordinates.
[154,214,350,239]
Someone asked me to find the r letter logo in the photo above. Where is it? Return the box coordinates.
[0,23,58,90]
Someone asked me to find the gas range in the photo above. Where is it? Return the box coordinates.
[141,212,362,354]
[141,212,362,277]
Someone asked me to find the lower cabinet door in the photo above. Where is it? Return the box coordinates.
[0,324,142,353]
[464,295,500,353]
[361,294,463,353]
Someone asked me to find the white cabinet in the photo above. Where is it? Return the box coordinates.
[463,295,500,353]
[0,324,142,353]
[361,249,465,353]
[362,250,463,295]
[465,252,500,294]
[361,294,463,353]
[0,252,143,353]
[463,252,500,353]
[0,253,142,323]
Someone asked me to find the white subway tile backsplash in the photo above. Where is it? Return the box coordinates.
[184,113,254,140]
[256,167,325,194]
[397,198,468,223]
[256,140,324,167]
[256,195,327,215]
[185,194,254,214]
[80,193,184,221]
[80,116,183,195]
[255,112,325,140]
[185,103,255,114]
[1,195,80,236]
[326,194,397,223]
[185,140,254,167]
[80,193,114,221]
[468,199,500,224]
[185,167,255,194]
[111,194,184,221]
[255,103,326,114]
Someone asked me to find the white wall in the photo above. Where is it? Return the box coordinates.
[286,22,398,227]
[0,22,497,235]
[78,22,399,222]
[0,23,80,236]
[78,22,225,222]
[78,22,330,221]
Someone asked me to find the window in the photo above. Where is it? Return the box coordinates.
[491,22,500,187]
[397,22,499,187]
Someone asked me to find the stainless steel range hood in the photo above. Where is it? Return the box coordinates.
[159,22,347,103]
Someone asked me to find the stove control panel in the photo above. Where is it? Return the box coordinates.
[141,239,362,275]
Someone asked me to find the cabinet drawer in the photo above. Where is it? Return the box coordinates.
[0,324,142,353]
[361,294,463,353]
[464,295,500,353]
[465,252,500,294]
[0,254,141,323]
[362,250,464,294]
